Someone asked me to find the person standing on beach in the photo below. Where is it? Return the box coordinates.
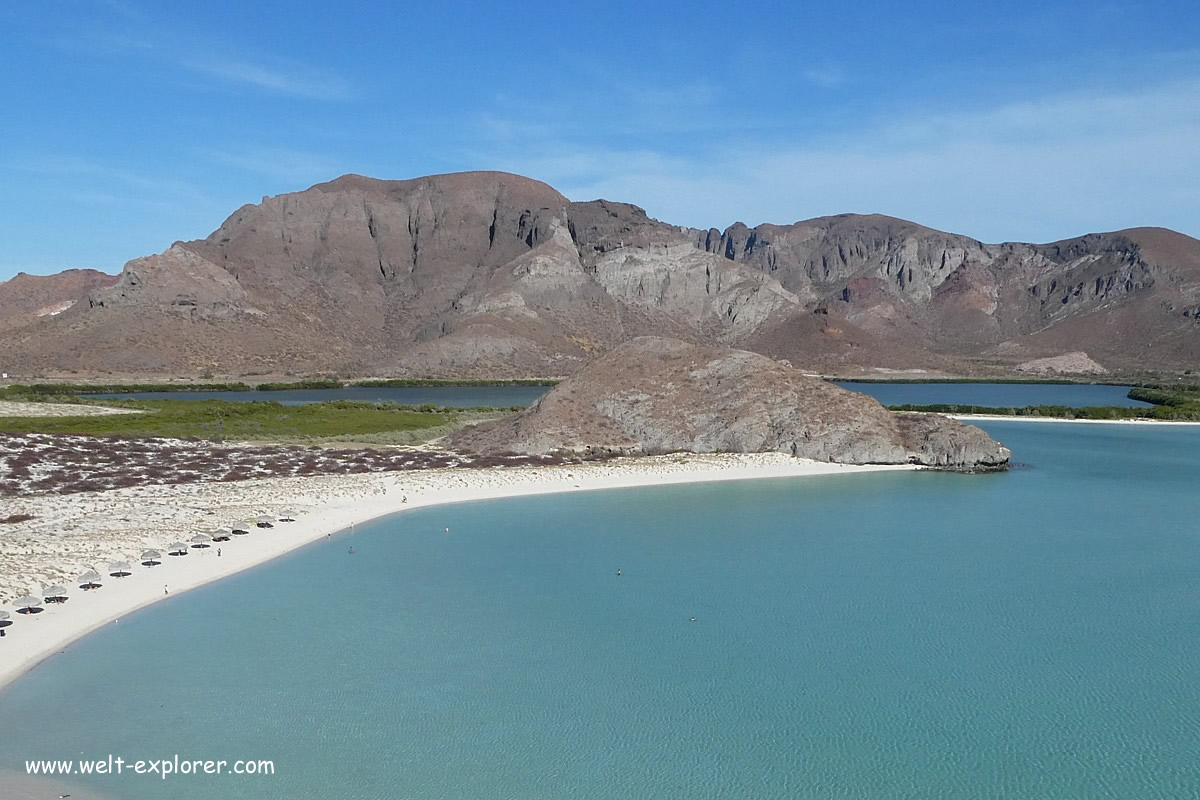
[217,548,222,557]
[164,585,168,595]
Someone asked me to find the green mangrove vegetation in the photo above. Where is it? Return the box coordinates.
[0,399,516,443]
[890,385,1200,421]
[0,377,557,398]
[352,378,557,388]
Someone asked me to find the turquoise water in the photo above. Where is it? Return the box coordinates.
[835,382,1149,408]
[3,422,1200,798]
[84,385,551,407]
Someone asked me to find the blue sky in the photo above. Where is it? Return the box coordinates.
[2,1,1199,280]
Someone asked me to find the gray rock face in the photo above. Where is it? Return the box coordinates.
[450,337,1011,471]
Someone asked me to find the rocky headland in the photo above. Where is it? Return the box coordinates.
[451,337,1010,471]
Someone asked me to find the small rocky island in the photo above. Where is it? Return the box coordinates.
[452,337,1011,471]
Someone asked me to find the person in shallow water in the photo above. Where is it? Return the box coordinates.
[348,546,355,554]
[616,568,622,576]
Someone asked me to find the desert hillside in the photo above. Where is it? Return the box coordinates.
[2,171,1197,378]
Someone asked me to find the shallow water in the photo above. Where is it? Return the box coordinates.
[2,422,1199,798]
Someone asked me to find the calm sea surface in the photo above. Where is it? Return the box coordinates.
[88,382,1147,409]
[2,421,1198,798]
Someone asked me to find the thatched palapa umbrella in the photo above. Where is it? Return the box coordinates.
[141,550,162,566]
[0,609,12,628]
[43,585,69,603]
[14,596,42,614]
[279,509,297,522]
[168,542,189,556]
[190,533,212,549]
[211,528,232,542]
[230,521,250,535]
[255,515,276,529]
[78,570,102,590]
[109,561,132,578]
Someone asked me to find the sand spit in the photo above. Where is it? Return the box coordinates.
[0,453,914,690]
[0,400,141,417]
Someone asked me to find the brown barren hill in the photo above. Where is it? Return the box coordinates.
[450,337,1011,471]
[4,171,1199,378]
[0,269,117,333]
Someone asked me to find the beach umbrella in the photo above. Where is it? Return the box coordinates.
[108,561,132,577]
[0,609,11,628]
[14,595,41,613]
[168,542,189,556]
[279,509,297,522]
[78,570,102,590]
[211,529,231,542]
[255,515,275,529]
[189,533,212,548]
[141,549,162,566]
[43,585,69,603]
[230,521,250,535]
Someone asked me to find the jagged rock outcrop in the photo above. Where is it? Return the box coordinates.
[2,170,1198,378]
[1017,352,1107,375]
[450,337,1011,471]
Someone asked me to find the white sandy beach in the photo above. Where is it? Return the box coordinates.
[0,453,912,692]
[0,400,140,417]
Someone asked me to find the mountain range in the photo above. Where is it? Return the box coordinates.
[2,170,1197,378]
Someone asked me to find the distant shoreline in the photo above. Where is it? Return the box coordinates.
[948,414,1200,426]
[0,454,913,694]
[4,374,1187,393]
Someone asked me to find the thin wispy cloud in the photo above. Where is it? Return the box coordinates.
[50,8,352,100]
[177,54,352,100]
[4,155,212,205]
[94,0,148,22]
[801,65,848,88]
[206,147,344,183]
[478,74,1200,243]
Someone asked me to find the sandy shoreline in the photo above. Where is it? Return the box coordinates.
[949,414,1200,426]
[0,453,912,693]
[0,400,139,417]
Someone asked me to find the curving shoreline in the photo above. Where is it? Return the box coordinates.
[0,453,914,693]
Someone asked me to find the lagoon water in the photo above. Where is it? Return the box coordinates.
[836,381,1150,408]
[3,421,1199,798]
[87,382,1149,410]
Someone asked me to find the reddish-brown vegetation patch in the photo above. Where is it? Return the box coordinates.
[0,432,581,497]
